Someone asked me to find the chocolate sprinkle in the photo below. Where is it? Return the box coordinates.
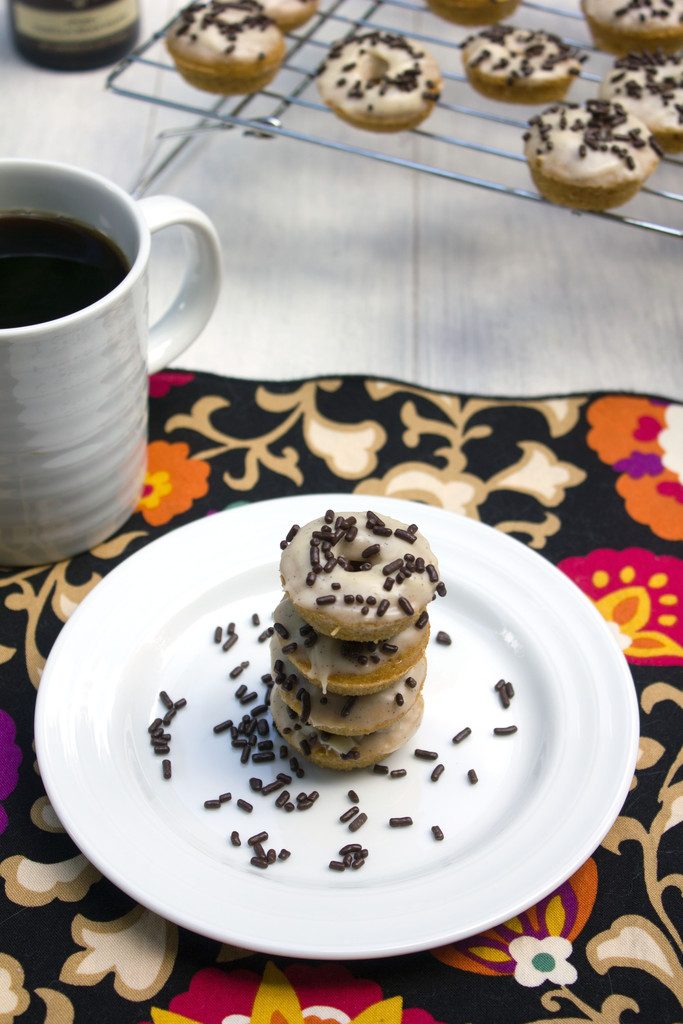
[222,633,238,653]
[296,687,312,723]
[340,696,357,718]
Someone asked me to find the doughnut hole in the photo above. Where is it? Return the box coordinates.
[366,52,390,84]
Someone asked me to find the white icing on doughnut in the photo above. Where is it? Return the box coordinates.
[582,0,683,30]
[524,100,660,186]
[279,510,441,634]
[259,0,317,29]
[272,596,428,692]
[462,26,586,84]
[271,685,424,762]
[316,32,442,127]
[167,0,283,66]
[271,649,426,734]
[599,52,683,135]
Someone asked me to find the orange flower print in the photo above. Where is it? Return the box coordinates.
[137,441,210,527]
[587,396,683,541]
[433,859,597,987]
[560,549,683,664]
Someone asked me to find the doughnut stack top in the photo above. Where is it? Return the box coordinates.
[270,509,444,771]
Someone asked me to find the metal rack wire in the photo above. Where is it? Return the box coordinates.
[107,0,683,236]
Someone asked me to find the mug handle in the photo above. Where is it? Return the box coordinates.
[136,195,222,374]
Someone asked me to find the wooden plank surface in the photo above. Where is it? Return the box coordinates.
[1,0,681,397]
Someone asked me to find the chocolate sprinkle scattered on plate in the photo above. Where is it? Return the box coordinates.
[414,748,439,761]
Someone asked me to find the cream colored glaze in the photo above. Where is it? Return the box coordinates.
[582,0,683,29]
[271,595,428,692]
[280,511,440,632]
[316,33,441,124]
[270,686,424,761]
[462,27,584,83]
[599,55,683,135]
[524,102,659,186]
[271,648,426,734]
[167,0,283,65]
[259,0,316,26]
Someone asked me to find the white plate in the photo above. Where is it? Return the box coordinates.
[35,495,638,959]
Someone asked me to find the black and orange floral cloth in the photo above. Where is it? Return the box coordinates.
[1,373,681,1024]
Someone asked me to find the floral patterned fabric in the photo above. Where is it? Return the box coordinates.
[0,374,681,1024]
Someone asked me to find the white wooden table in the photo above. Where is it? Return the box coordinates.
[2,0,682,397]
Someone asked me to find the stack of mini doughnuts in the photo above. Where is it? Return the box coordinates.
[270,509,444,771]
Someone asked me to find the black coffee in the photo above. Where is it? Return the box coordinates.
[0,212,130,329]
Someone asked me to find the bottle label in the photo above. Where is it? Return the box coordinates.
[13,0,137,44]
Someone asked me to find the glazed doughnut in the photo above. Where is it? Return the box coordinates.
[461,26,587,104]
[259,0,318,31]
[271,597,430,695]
[524,99,661,210]
[270,685,425,771]
[580,0,683,55]
[426,0,520,28]
[599,51,683,154]
[272,652,426,736]
[279,509,443,641]
[316,32,442,132]
[166,0,285,95]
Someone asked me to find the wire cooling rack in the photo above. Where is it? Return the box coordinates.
[107,0,683,236]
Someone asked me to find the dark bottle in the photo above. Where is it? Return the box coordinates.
[10,0,140,71]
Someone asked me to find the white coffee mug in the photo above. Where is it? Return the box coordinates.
[0,159,221,567]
